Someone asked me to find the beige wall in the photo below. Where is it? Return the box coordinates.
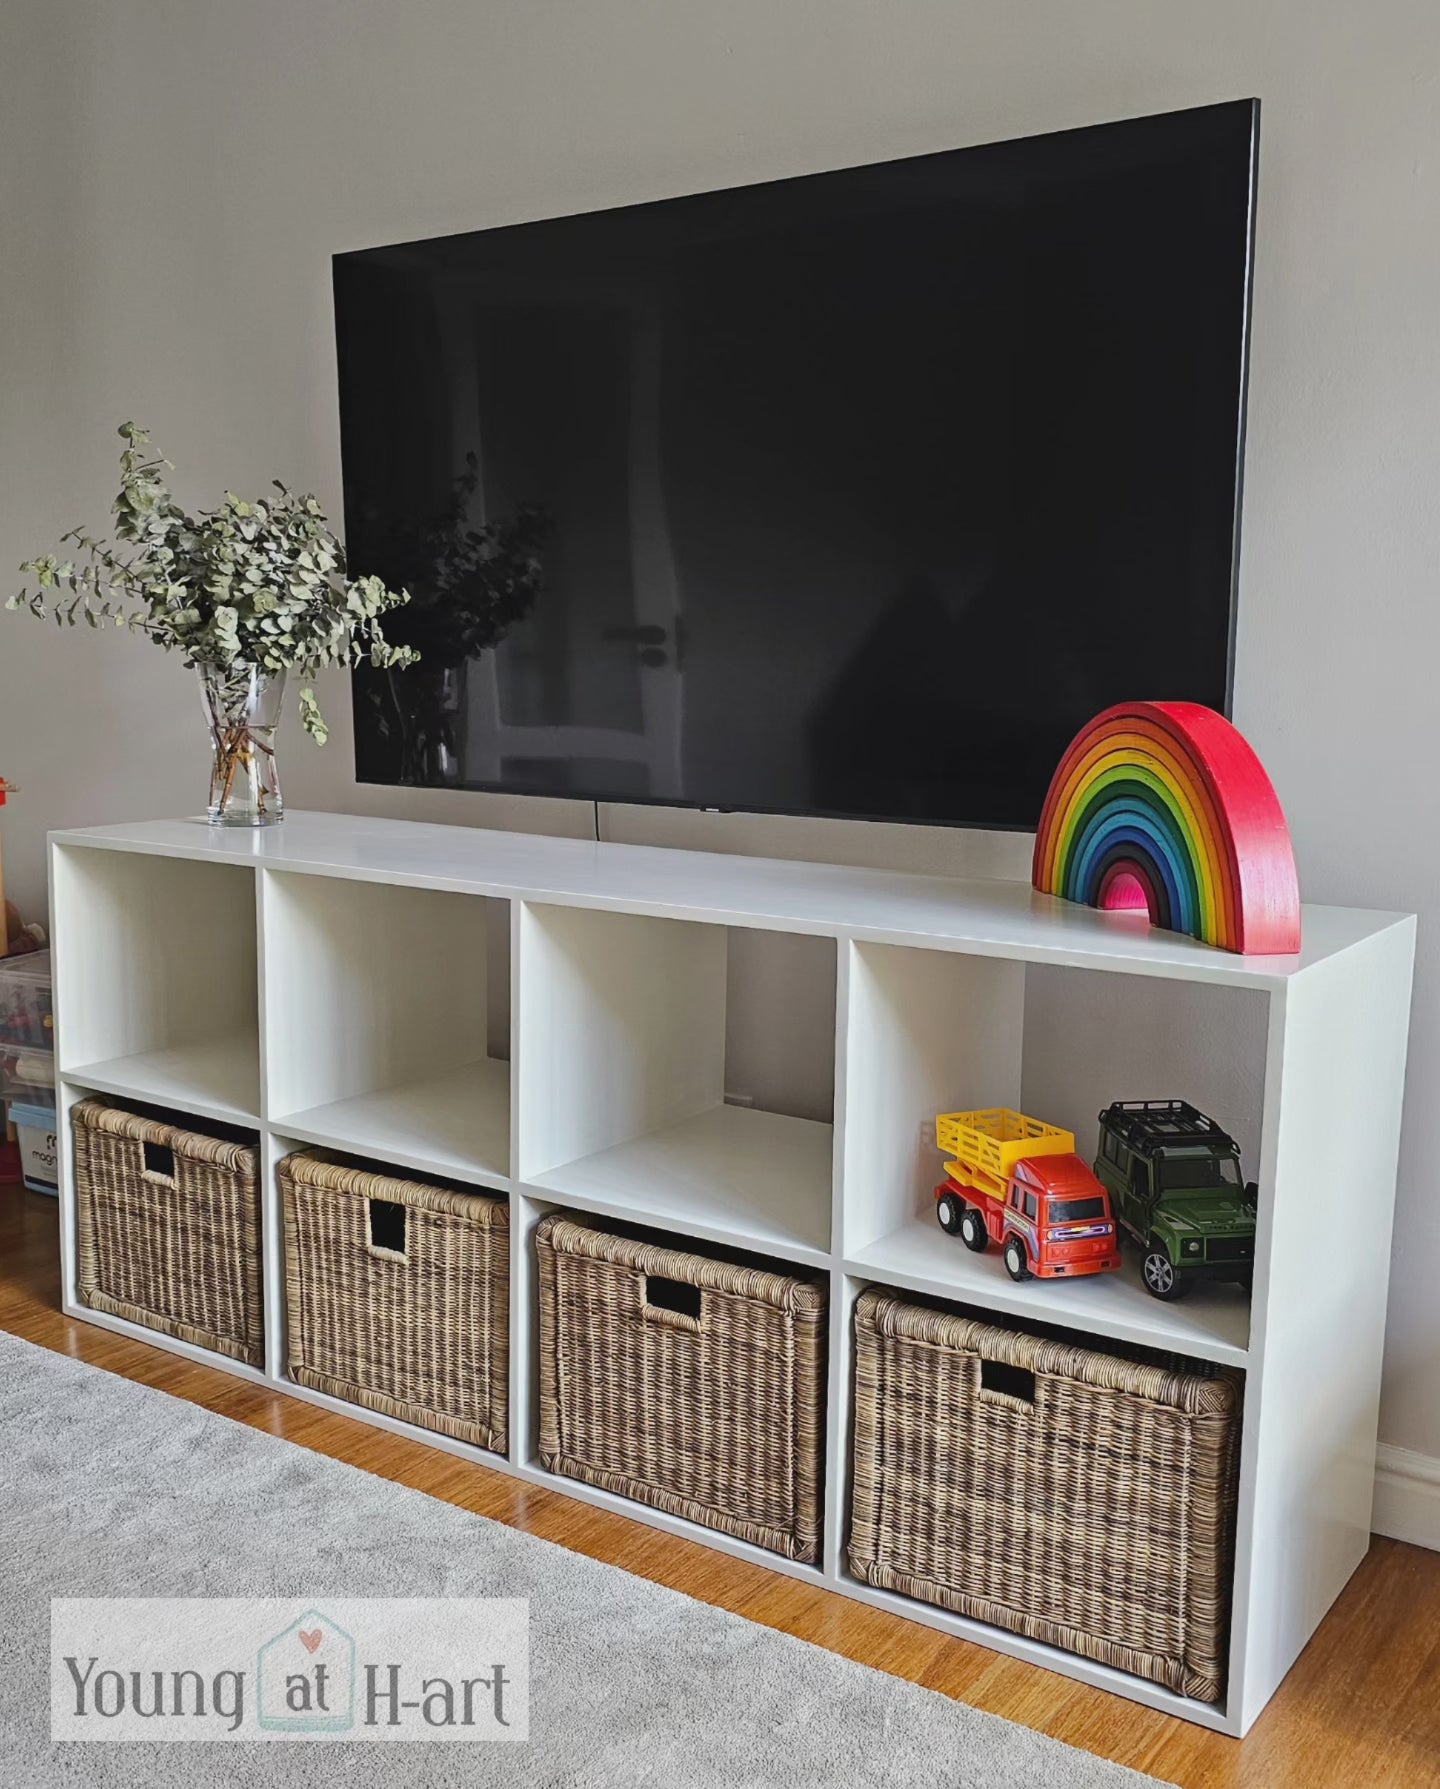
[1,0,1437,1457]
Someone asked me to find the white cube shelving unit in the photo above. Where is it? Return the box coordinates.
[47,811,1415,1737]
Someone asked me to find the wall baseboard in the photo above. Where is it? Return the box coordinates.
[1373,1445,1440,1550]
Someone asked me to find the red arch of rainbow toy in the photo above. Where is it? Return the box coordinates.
[1031,702,1301,956]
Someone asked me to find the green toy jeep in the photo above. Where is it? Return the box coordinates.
[1093,1100,1257,1301]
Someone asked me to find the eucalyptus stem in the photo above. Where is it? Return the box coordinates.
[204,666,284,825]
[7,421,420,746]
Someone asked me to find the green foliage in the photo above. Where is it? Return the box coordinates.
[7,422,417,742]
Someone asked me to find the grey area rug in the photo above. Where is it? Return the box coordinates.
[0,1331,1171,1787]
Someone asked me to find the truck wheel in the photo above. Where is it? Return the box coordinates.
[1142,1243,1187,1301]
[1235,1268,1254,1292]
[959,1207,988,1253]
[1003,1236,1030,1282]
[936,1191,963,1236]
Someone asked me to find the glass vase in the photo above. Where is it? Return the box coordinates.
[199,663,286,827]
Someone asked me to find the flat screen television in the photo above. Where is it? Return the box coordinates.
[334,98,1258,829]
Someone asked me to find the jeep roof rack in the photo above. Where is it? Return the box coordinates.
[1097,1099,1237,1155]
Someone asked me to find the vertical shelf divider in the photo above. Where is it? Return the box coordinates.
[1227,923,1416,1731]
[508,900,533,1470]
[256,867,286,1385]
[824,941,853,1581]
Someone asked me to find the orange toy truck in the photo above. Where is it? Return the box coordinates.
[934,1109,1121,1283]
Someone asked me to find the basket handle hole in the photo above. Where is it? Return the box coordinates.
[368,1198,407,1257]
[142,1141,175,1179]
[980,1359,1035,1405]
[644,1275,701,1321]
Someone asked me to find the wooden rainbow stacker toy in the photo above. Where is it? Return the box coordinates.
[935,1108,1122,1283]
[1031,701,1301,956]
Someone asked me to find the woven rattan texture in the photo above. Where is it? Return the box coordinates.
[281,1152,509,1454]
[537,1213,826,1562]
[848,1288,1240,1702]
[73,1099,263,1366]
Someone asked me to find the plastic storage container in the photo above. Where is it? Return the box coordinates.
[1,1050,54,1108]
[0,949,53,1051]
[0,950,54,1110]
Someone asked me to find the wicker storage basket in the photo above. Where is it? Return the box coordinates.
[536,1213,827,1562]
[849,1289,1240,1702]
[280,1152,509,1454]
[73,1099,264,1366]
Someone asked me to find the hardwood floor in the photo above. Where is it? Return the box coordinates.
[3,1183,1435,1786]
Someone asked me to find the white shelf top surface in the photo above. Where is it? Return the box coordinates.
[848,1218,1251,1368]
[64,1033,261,1128]
[274,1057,511,1189]
[526,1103,834,1265]
[51,811,1411,988]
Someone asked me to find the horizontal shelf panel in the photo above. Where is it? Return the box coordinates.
[526,1103,833,1266]
[834,1569,1233,1733]
[59,1297,272,1386]
[63,1032,261,1127]
[52,812,1410,985]
[846,1218,1250,1367]
[274,1371,514,1469]
[519,1459,829,1589]
[272,1056,511,1189]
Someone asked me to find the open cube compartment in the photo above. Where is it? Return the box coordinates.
[52,845,260,1124]
[262,871,511,1188]
[841,940,1268,1365]
[515,902,837,1263]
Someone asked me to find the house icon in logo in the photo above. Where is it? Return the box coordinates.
[257,1609,356,1733]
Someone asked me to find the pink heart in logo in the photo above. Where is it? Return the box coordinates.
[299,1629,323,1654]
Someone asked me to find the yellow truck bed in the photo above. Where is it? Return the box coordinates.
[936,1108,1076,1200]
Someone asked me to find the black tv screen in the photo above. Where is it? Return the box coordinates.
[334,99,1258,829]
